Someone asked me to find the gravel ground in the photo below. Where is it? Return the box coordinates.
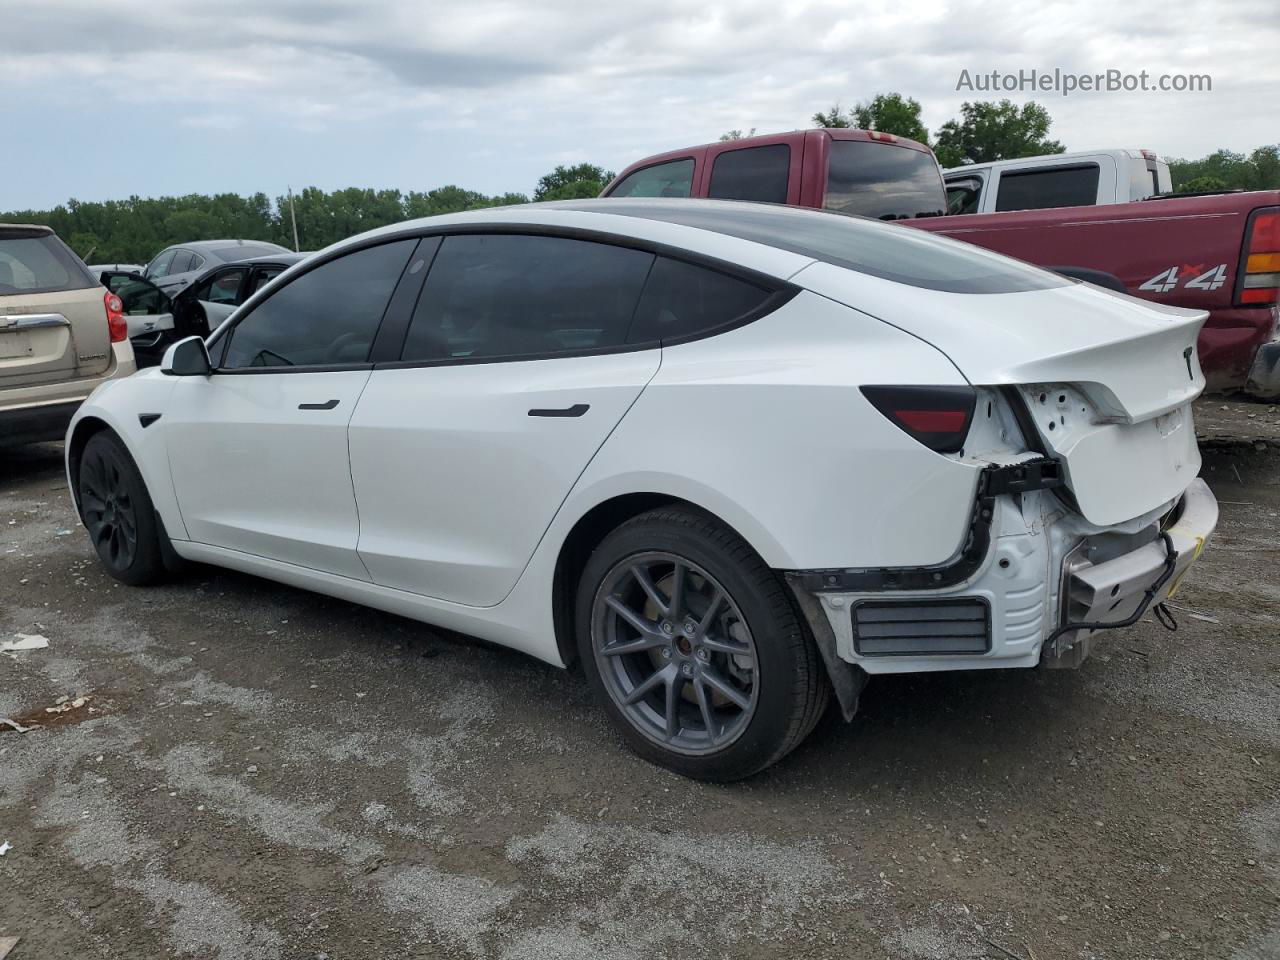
[1,397,1277,960]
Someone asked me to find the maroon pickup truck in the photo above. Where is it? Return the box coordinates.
[603,128,1280,396]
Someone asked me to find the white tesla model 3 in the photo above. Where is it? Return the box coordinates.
[65,199,1218,780]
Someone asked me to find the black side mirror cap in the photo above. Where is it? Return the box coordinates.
[160,336,212,377]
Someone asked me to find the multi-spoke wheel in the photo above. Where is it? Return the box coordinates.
[577,506,830,781]
[594,553,759,754]
[77,430,169,585]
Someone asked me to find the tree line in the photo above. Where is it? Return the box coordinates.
[5,96,1276,264]
[1,165,613,265]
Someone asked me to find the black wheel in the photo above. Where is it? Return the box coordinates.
[576,506,830,781]
[77,431,169,586]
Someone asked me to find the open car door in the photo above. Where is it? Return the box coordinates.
[100,271,175,366]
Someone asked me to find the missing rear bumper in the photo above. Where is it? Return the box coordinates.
[1042,477,1218,667]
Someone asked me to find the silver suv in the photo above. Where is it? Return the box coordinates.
[1,224,135,447]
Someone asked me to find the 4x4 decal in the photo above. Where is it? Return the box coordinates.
[1139,263,1228,294]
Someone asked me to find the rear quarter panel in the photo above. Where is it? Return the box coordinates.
[907,192,1280,389]
[563,291,984,571]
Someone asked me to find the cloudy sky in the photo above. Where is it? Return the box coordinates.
[4,0,1278,210]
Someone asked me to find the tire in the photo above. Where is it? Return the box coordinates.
[77,431,169,586]
[575,506,830,781]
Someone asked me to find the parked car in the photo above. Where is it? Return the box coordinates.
[0,224,135,447]
[101,252,308,366]
[65,200,1216,780]
[943,148,1173,215]
[142,239,291,295]
[606,129,1280,397]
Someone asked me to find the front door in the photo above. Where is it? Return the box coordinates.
[163,238,419,577]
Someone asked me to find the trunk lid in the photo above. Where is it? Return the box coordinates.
[795,263,1207,526]
[0,226,110,389]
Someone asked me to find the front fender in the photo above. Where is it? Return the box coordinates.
[65,369,187,540]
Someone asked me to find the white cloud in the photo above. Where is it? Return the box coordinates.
[2,0,1277,207]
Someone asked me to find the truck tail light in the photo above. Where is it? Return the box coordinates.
[861,385,976,453]
[104,290,127,342]
[1238,207,1280,306]
[866,130,898,143]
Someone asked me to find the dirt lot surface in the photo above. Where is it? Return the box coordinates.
[2,397,1278,960]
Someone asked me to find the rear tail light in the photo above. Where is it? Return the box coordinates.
[861,385,976,453]
[866,130,898,143]
[104,290,127,342]
[1238,207,1280,306]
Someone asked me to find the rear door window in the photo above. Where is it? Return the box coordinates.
[400,234,653,362]
[169,250,195,274]
[0,232,95,294]
[627,258,773,343]
[221,240,415,369]
[994,165,1101,212]
[708,144,790,203]
[248,266,287,297]
[607,159,696,198]
[190,268,247,304]
[147,249,177,278]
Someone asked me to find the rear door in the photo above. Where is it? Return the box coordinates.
[349,232,660,606]
[0,227,110,389]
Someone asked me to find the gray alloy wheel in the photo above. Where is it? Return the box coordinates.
[590,551,759,756]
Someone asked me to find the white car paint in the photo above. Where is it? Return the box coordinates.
[67,200,1217,679]
[349,349,662,606]
[163,369,375,580]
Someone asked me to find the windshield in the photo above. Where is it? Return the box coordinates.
[824,140,946,220]
[0,231,96,295]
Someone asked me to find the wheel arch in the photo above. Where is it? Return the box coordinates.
[66,415,112,512]
[549,490,790,669]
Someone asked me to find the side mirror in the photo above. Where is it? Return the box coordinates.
[161,336,212,377]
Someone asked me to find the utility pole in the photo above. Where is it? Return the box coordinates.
[288,186,300,252]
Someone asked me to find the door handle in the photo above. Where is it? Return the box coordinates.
[528,403,590,418]
[299,399,340,410]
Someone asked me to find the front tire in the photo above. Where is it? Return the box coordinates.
[77,431,168,586]
[576,507,829,781]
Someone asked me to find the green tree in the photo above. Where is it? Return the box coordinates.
[1176,175,1230,193]
[850,93,929,143]
[812,104,850,128]
[1167,145,1280,192]
[932,100,1065,167]
[533,163,615,201]
[718,128,757,141]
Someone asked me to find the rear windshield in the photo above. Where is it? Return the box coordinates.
[211,243,287,261]
[825,141,946,220]
[570,199,1070,294]
[0,231,96,295]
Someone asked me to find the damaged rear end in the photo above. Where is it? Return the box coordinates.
[791,264,1219,673]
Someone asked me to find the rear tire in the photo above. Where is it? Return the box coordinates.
[77,431,169,586]
[576,506,829,781]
